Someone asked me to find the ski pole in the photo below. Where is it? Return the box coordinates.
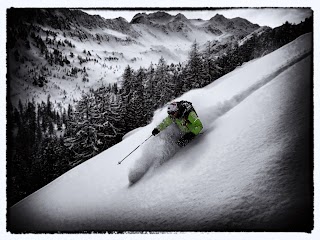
[117,135,153,165]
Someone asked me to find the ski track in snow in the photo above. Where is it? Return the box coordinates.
[8,33,313,232]
[127,38,311,184]
[201,49,312,130]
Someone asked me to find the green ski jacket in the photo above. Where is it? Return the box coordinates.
[156,111,203,135]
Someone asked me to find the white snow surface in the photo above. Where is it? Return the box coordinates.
[9,33,312,232]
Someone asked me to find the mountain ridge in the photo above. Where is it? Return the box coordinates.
[8,8,265,108]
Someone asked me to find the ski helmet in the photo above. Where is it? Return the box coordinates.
[167,102,178,115]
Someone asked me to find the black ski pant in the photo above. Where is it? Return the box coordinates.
[177,132,196,147]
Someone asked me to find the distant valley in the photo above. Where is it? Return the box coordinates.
[7,9,268,109]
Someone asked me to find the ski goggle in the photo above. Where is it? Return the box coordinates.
[167,102,178,114]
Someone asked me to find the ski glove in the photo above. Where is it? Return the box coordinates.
[152,128,160,136]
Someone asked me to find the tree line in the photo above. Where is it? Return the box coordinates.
[8,96,73,207]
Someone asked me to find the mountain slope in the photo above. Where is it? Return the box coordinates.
[8,33,312,232]
[8,9,262,108]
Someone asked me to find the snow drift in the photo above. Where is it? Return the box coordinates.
[8,33,313,232]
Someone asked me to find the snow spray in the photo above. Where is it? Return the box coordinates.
[128,125,181,184]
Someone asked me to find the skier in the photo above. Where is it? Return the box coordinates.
[152,101,203,147]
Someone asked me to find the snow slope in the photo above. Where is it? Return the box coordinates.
[8,33,313,232]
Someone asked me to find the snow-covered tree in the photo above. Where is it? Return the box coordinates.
[65,93,103,162]
[92,86,123,145]
[186,40,207,89]
[144,63,156,120]
[119,65,136,131]
[153,56,174,107]
[133,67,147,126]
[202,41,218,85]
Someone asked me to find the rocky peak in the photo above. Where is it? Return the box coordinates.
[231,17,259,28]
[130,13,151,24]
[210,13,228,22]
[149,11,172,20]
[173,13,188,22]
[115,16,128,23]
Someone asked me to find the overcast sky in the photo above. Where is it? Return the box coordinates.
[82,8,312,28]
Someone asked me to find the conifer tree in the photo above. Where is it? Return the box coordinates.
[144,63,156,120]
[202,41,218,85]
[186,40,207,89]
[171,64,183,97]
[119,65,135,131]
[65,93,102,163]
[133,67,147,126]
[153,56,173,107]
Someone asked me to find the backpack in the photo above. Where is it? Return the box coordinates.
[177,101,197,120]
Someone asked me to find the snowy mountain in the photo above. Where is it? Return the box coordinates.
[207,14,261,37]
[8,33,312,232]
[8,9,261,108]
